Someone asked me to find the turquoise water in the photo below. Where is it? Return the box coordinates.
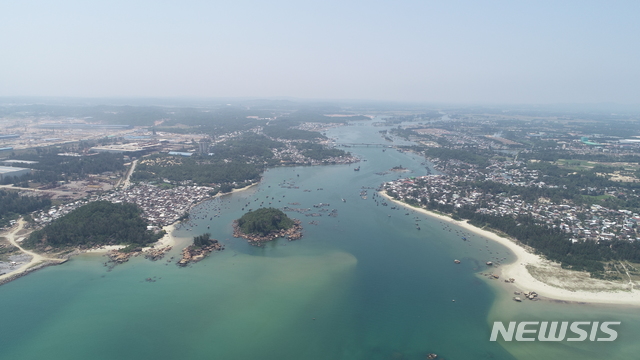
[0,121,637,359]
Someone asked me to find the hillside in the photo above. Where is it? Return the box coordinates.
[236,208,294,236]
[24,201,163,249]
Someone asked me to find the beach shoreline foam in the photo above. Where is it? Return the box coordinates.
[380,191,640,306]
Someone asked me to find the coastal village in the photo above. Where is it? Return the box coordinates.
[0,117,358,281]
[384,159,640,244]
[30,184,217,228]
[3,109,640,302]
[380,111,640,247]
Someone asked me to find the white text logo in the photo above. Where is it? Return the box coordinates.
[490,321,620,342]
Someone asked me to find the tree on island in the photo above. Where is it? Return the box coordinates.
[237,208,294,236]
[178,232,223,266]
[193,233,213,247]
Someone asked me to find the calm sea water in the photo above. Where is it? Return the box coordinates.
[0,121,638,360]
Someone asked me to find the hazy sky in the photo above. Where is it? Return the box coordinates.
[1,0,639,104]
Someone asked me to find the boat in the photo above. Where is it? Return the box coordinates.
[354,166,360,171]
[486,261,493,266]
[454,259,461,264]
[342,198,346,202]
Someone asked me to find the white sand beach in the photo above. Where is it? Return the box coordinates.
[380,191,640,306]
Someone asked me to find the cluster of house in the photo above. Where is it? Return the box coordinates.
[32,184,215,228]
[385,172,640,244]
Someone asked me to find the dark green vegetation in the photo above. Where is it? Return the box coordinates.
[262,125,326,141]
[237,208,294,236]
[132,154,261,186]
[158,107,272,133]
[193,233,213,248]
[0,190,51,227]
[132,129,349,185]
[132,133,283,185]
[294,143,348,161]
[217,184,234,193]
[2,150,124,186]
[211,133,283,163]
[24,201,162,249]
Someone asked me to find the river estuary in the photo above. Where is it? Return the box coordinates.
[0,121,639,359]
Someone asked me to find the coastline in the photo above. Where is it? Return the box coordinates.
[380,191,640,306]
[0,182,260,284]
[85,181,259,255]
[0,219,67,285]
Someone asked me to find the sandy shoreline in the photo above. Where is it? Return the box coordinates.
[0,181,259,283]
[83,182,258,255]
[380,191,640,306]
[0,219,67,285]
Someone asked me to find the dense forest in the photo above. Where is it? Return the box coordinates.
[211,133,283,162]
[132,130,349,185]
[262,125,326,141]
[132,157,261,185]
[0,191,51,227]
[24,201,162,249]
[294,143,348,160]
[237,208,294,236]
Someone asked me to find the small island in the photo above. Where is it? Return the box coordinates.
[177,233,223,267]
[390,165,409,172]
[233,208,302,245]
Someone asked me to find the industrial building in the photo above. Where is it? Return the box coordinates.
[1,160,39,167]
[0,134,20,140]
[0,166,31,181]
[90,143,160,155]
